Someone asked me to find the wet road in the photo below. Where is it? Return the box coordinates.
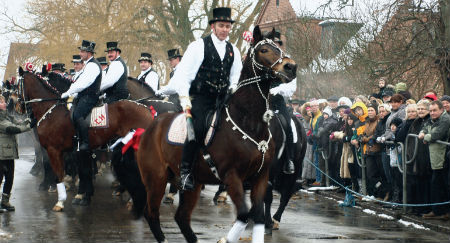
[1,147,449,243]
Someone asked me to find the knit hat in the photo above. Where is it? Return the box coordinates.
[391,117,403,127]
[395,82,407,93]
[323,106,332,116]
[440,95,450,103]
[347,113,358,121]
[367,102,378,114]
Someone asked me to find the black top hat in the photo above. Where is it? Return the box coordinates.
[72,55,82,63]
[78,40,96,53]
[264,30,283,46]
[69,69,75,75]
[209,7,235,25]
[97,57,108,65]
[167,49,182,60]
[52,63,66,72]
[138,52,153,64]
[105,41,121,53]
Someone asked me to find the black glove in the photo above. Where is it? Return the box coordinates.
[30,118,37,128]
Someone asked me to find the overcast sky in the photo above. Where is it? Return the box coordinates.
[0,0,27,80]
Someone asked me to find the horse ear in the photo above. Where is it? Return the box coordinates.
[271,27,276,38]
[18,67,24,76]
[42,65,48,76]
[253,25,263,44]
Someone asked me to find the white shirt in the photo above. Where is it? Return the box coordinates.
[270,78,297,98]
[72,71,82,82]
[100,56,125,92]
[159,33,242,97]
[138,67,159,91]
[65,56,100,95]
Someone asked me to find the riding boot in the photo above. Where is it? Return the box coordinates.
[283,131,295,175]
[179,141,198,191]
[1,193,15,211]
[76,118,89,151]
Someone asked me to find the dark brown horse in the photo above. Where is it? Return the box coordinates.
[17,67,153,211]
[136,26,297,243]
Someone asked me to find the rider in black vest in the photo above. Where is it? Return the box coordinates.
[61,40,102,151]
[137,52,160,92]
[100,42,129,103]
[156,7,243,191]
[167,48,182,79]
[265,30,296,174]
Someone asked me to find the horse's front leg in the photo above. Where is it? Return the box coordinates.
[46,147,66,212]
[250,169,270,243]
[174,183,203,243]
[264,181,274,233]
[218,171,248,243]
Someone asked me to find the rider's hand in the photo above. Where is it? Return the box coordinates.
[269,87,279,96]
[61,92,70,99]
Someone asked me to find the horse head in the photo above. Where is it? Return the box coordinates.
[246,25,297,84]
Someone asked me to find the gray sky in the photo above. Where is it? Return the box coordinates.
[0,0,27,80]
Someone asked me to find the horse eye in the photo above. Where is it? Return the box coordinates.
[260,49,268,53]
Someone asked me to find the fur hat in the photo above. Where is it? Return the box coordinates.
[391,117,403,127]
[323,106,332,117]
[367,102,378,114]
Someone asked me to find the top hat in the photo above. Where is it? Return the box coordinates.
[264,30,283,46]
[138,52,153,64]
[72,55,82,63]
[52,63,66,72]
[105,41,121,53]
[167,48,182,60]
[97,57,108,65]
[78,40,96,53]
[69,69,75,75]
[209,7,235,25]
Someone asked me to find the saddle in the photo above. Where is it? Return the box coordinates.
[70,103,109,129]
[167,110,219,146]
[274,112,298,159]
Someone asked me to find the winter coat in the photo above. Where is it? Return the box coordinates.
[351,102,368,136]
[374,112,391,151]
[385,104,406,132]
[406,115,431,176]
[395,118,414,143]
[0,110,31,160]
[361,116,380,155]
[317,114,338,149]
[421,111,450,170]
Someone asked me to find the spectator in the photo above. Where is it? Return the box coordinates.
[354,95,370,106]
[440,95,450,113]
[375,103,392,201]
[317,106,338,186]
[0,95,32,211]
[301,103,316,185]
[395,82,412,101]
[406,99,416,105]
[381,88,395,103]
[406,99,432,214]
[419,100,450,219]
[385,94,406,133]
[376,77,387,99]
[424,93,437,102]
[327,95,339,113]
[361,103,387,198]
[387,117,403,203]
[309,100,323,186]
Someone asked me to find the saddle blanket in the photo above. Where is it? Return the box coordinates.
[90,104,109,128]
[167,113,216,146]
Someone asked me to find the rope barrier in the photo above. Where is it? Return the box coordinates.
[303,155,450,207]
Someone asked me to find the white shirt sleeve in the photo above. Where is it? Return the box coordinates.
[145,71,159,91]
[270,78,297,98]
[100,60,124,91]
[229,45,243,91]
[159,39,204,97]
[65,62,100,95]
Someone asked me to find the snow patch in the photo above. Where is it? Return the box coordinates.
[362,209,376,215]
[378,214,394,220]
[337,200,344,204]
[361,195,376,201]
[307,186,338,191]
[398,219,430,230]
[299,189,314,194]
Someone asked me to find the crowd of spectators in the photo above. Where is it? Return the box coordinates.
[290,79,450,220]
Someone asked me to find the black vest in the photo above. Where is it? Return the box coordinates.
[105,57,129,97]
[79,57,101,97]
[190,35,234,97]
[138,68,159,90]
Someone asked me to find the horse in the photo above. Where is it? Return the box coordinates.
[135,26,297,243]
[17,67,154,211]
[211,114,307,233]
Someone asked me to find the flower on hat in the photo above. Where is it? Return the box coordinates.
[25,62,34,72]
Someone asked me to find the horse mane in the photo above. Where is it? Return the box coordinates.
[47,72,72,93]
[128,77,156,94]
[26,71,62,95]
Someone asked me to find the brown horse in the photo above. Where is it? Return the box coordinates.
[136,26,297,243]
[17,67,153,211]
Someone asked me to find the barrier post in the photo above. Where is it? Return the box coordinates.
[321,144,331,187]
[355,146,367,195]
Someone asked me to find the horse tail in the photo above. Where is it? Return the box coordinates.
[111,144,147,219]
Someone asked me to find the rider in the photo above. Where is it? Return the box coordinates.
[137,52,160,92]
[72,55,84,82]
[61,40,102,151]
[97,56,108,79]
[52,63,68,77]
[167,48,182,78]
[100,42,129,103]
[265,30,296,174]
[156,7,242,191]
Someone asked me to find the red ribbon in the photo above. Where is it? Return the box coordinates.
[149,105,157,119]
[122,128,146,154]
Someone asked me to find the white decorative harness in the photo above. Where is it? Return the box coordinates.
[225,38,289,173]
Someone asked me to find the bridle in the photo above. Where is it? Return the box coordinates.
[225,38,292,174]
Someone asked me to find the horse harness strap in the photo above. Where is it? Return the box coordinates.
[36,103,61,127]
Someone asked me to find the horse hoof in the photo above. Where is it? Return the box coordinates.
[272,218,280,230]
[163,194,175,204]
[52,205,63,212]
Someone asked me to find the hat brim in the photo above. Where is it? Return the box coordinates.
[167,55,182,60]
[71,59,82,63]
[78,46,95,53]
[138,57,153,63]
[105,48,121,53]
[208,19,235,25]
